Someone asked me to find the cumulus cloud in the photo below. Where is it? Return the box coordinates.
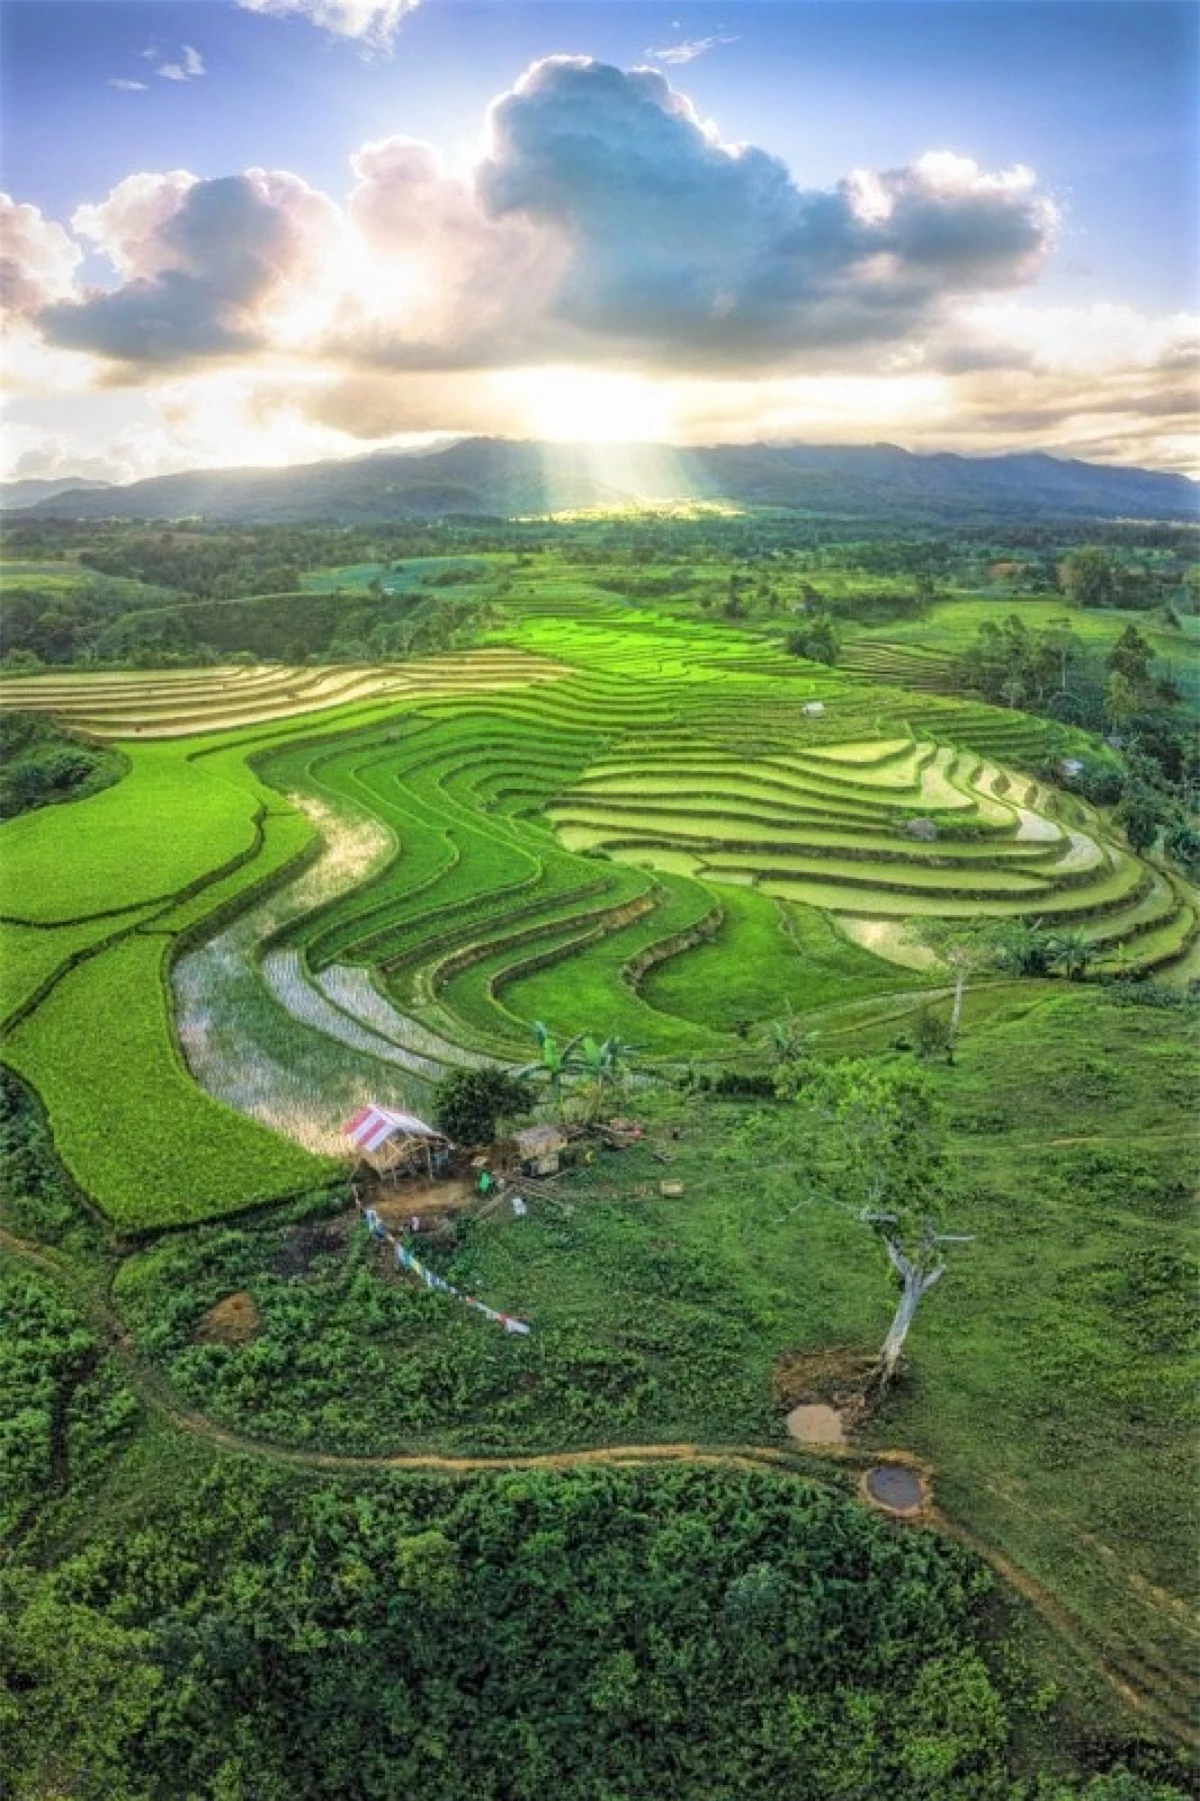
[236,0,421,52]
[645,34,739,66]
[331,134,568,367]
[7,53,1194,474]
[474,58,1058,367]
[42,170,343,366]
[1,194,82,318]
[27,58,1062,380]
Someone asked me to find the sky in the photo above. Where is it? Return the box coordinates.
[1,0,1197,484]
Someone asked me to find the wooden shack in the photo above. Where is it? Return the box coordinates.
[343,1104,451,1184]
[513,1123,569,1177]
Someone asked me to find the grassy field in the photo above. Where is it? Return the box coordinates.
[37,981,1195,1749]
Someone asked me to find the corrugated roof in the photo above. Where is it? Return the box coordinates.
[344,1105,445,1153]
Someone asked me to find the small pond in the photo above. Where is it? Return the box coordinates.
[864,1465,924,1513]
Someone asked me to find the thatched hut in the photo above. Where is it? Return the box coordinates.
[343,1105,451,1183]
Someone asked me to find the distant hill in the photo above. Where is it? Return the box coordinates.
[1,475,114,511]
[15,439,1197,525]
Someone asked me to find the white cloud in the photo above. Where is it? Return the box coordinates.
[645,34,739,66]
[26,59,1063,381]
[109,78,150,93]
[141,42,206,82]
[46,169,343,366]
[3,56,1195,475]
[645,34,738,67]
[1,194,82,318]
[156,45,206,81]
[236,0,421,53]
[474,59,1058,366]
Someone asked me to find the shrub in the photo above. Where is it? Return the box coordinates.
[433,1066,534,1146]
[913,1005,953,1061]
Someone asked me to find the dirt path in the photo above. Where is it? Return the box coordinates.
[4,1226,1193,1747]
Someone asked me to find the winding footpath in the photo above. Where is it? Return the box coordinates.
[3,1225,1194,1749]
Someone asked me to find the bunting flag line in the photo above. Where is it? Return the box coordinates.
[353,1195,532,1335]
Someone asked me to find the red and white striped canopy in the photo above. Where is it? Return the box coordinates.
[343,1105,443,1154]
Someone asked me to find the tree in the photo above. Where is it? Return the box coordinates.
[912,1005,954,1061]
[988,916,1055,976]
[572,1034,640,1121]
[762,1005,818,1072]
[1104,670,1137,734]
[1116,785,1162,853]
[1163,816,1200,879]
[901,918,1000,1060]
[1107,622,1155,692]
[432,1066,533,1146]
[1062,546,1116,609]
[807,1061,970,1392]
[786,611,840,666]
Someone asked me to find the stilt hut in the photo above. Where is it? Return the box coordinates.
[343,1105,451,1184]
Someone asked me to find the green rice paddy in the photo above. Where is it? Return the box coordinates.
[1,585,1194,1226]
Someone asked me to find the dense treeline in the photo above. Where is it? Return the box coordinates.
[950,615,1199,869]
[1,515,1195,669]
[0,713,124,820]
[3,1416,1191,1801]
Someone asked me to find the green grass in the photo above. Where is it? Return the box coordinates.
[0,912,152,1028]
[642,887,937,1026]
[0,582,1189,1224]
[95,984,1199,1739]
[1,556,1197,1768]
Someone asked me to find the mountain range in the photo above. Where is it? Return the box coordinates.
[5,439,1196,525]
[0,476,114,511]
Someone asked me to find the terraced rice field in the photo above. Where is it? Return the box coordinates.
[0,648,568,738]
[1,592,1195,1225]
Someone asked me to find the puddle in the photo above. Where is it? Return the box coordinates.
[863,1464,925,1515]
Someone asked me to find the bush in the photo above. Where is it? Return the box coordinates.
[433,1066,534,1146]
[913,1006,953,1061]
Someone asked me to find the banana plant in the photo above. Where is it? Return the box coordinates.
[761,1004,817,1066]
[513,1021,586,1117]
[574,1033,641,1121]
[1049,927,1092,981]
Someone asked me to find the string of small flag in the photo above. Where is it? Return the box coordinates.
[355,1195,532,1336]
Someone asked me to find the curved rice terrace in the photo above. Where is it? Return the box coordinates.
[0,597,1196,1227]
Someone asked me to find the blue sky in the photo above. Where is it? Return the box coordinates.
[2,0,1196,477]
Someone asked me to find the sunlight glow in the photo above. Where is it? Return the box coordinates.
[519,368,677,444]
